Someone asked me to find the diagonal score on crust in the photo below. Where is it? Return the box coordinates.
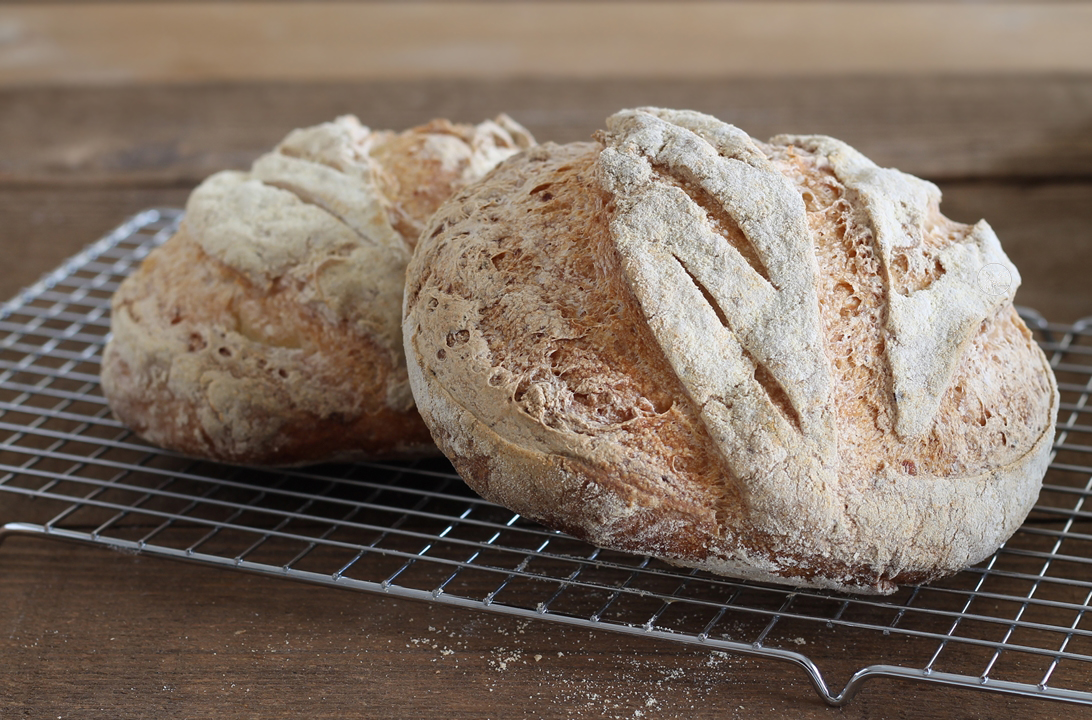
[598,108,838,532]
[104,226,429,465]
[775,134,1021,440]
[597,108,1054,537]
[103,114,535,466]
[405,142,740,487]
[403,109,1059,593]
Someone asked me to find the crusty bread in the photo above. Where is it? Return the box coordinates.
[102,114,534,466]
[402,107,1058,594]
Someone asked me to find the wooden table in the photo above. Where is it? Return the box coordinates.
[2,5,1092,718]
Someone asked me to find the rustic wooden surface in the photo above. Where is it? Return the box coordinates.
[2,3,1090,84]
[1,8,1092,714]
[5,531,1092,720]
[2,489,1092,719]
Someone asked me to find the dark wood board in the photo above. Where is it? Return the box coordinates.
[2,77,1092,185]
[2,535,1088,720]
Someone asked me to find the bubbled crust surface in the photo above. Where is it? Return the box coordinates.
[405,143,742,563]
[767,143,1053,482]
[103,227,429,465]
[101,115,533,466]
[404,110,1059,594]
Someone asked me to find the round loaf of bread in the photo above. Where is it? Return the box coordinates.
[102,114,534,466]
[403,107,1058,594]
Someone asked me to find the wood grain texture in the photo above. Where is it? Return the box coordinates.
[1,3,1090,85]
[2,77,1092,185]
[1,534,1087,720]
[0,187,189,302]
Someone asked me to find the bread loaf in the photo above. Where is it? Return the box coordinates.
[402,107,1058,594]
[102,114,534,466]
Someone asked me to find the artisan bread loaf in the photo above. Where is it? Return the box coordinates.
[102,114,534,466]
[403,107,1058,594]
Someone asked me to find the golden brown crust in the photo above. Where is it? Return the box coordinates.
[371,117,535,249]
[768,141,1054,483]
[102,114,534,466]
[103,227,433,465]
[405,142,743,545]
[403,110,1058,594]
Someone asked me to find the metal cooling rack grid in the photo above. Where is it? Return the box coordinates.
[2,208,1091,707]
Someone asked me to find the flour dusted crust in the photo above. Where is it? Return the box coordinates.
[102,114,534,466]
[403,108,1058,594]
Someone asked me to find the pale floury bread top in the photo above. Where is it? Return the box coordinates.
[183,115,534,383]
[403,107,1058,594]
[102,114,534,466]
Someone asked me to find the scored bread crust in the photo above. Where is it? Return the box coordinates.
[102,114,534,466]
[403,108,1058,594]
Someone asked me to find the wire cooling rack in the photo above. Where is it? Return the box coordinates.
[2,208,1091,708]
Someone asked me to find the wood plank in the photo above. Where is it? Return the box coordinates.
[1,534,1086,719]
[0,187,189,303]
[1,3,1090,86]
[2,77,1092,187]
